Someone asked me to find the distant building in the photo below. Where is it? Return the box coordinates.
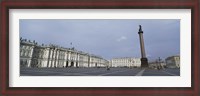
[20,38,109,68]
[148,57,166,69]
[148,61,166,69]
[110,57,141,68]
[165,55,180,68]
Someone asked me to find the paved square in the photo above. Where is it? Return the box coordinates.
[20,68,180,76]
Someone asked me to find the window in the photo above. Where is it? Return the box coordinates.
[27,51,30,56]
[24,51,27,56]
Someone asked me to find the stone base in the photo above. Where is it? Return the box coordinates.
[141,58,148,68]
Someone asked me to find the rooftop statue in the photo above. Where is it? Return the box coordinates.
[139,25,142,32]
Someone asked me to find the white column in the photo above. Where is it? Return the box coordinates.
[27,60,31,67]
[63,51,67,67]
[77,54,79,67]
[68,51,71,66]
[55,50,59,67]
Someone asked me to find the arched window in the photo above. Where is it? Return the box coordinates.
[21,50,24,56]
[25,51,28,57]
[27,51,29,57]
[24,50,26,56]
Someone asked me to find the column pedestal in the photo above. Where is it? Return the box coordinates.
[140,58,148,68]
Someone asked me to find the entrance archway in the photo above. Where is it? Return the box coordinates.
[71,61,74,67]
[76,61,78,67]
[66,61,68,68]
[95,63,97,67]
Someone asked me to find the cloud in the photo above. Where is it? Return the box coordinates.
[117,36,127,42]
[146,54,151,58]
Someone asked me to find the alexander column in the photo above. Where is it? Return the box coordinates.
[138,25,148,68]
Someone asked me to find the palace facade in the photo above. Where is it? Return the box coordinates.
[110,57,141,68]
[165,55,180,68]
[20,38,109,68]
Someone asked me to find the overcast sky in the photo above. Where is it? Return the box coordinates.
[20,19,180,61]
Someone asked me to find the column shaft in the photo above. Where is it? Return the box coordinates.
[139,33,146,58]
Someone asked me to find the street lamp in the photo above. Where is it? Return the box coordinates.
[157,57,162,70]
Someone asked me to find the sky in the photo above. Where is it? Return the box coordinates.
[20,19,180,61]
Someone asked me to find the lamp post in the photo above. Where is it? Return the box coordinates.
[158,57,162,70]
